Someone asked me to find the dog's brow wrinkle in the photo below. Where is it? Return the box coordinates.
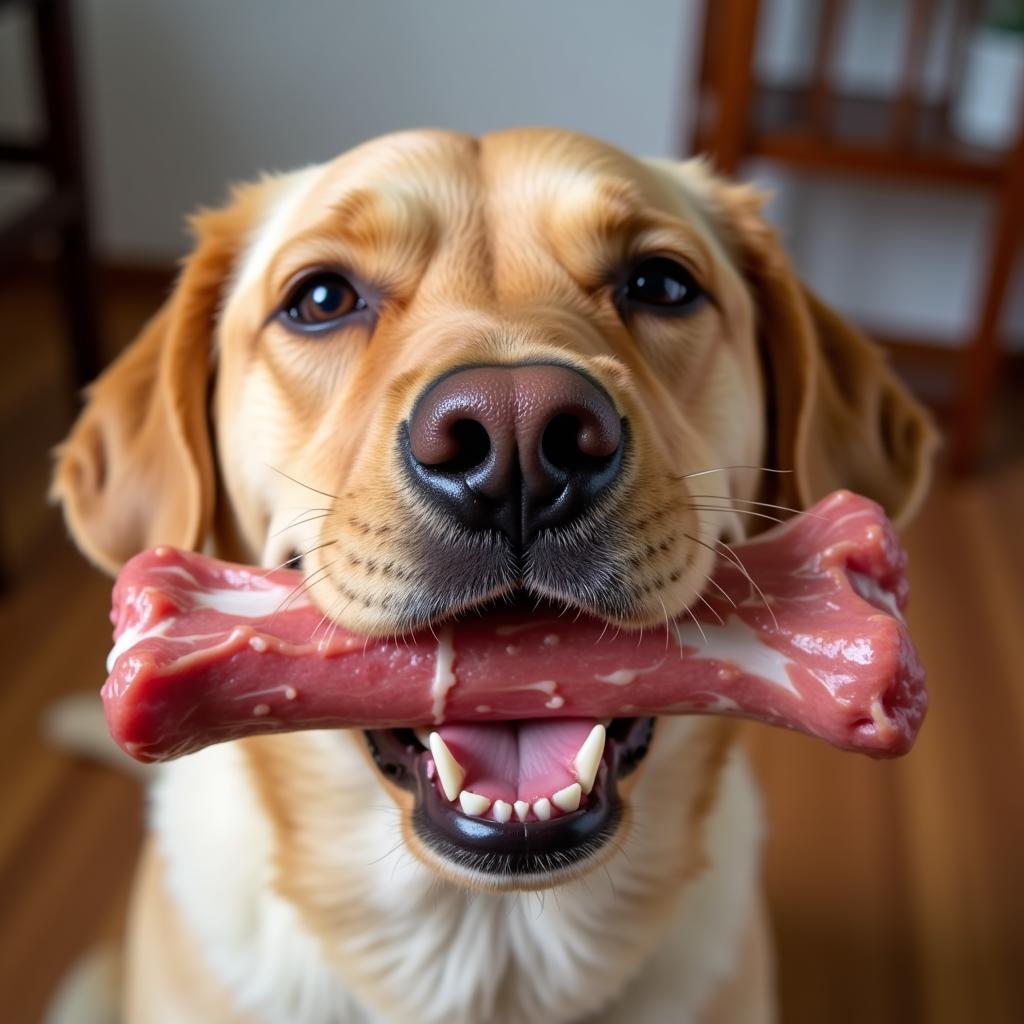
[328,187,380,223]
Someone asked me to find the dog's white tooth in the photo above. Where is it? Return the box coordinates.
[492,800,513,823]
[532,797,552,821]
[459,790,492,816]
[429,732,465,802]
[552,783,582,813]
[513,800,530,822]
[414,728,432,748]
[573,723,606,795]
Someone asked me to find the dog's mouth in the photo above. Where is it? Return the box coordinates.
[363,595,656,882]
[101,485,928,861]
[365,715,653,881]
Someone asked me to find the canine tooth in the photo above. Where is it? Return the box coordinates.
[428,732,465,801]
[552,783,582,813]
[573,723,606,795]
[492,800,513,823]
[459,790,492,816]
[513,800,530,822]
[532,797,552,821]
[414,728,432,747]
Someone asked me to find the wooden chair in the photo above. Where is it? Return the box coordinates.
[691,0,1024,470]
[0,0,101,394]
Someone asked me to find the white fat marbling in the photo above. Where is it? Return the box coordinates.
[106,618,172,674]
[519,680,558,695]
[595,659,666,686]
[674,615,801,698]
[107,574,294,674]
[431,625,457,724]
[195,585,293,619]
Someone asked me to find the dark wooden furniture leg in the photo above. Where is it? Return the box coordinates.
[952,128,1024,471]
[33,0,101,390]
[706,0,762,174]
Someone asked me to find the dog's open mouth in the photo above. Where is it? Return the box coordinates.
[365,716,652,877]
[99,488,927,881]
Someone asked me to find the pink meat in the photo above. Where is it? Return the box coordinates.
[102,490,926,763]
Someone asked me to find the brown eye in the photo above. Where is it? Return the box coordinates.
[282,272,366,330]
[622,257,704,315]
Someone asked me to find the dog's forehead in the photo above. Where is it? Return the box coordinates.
[292,129,695,240]
[313,127,673,212]
[231,129,717,309]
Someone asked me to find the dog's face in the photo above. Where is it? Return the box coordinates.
[215,130,767,638]
[55,130,932,898]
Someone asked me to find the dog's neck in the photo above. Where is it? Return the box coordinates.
[152,721,757,1024]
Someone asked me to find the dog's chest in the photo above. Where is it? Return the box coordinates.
[149,732,762,1024]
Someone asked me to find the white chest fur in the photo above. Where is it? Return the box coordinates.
[151,720,763,1024]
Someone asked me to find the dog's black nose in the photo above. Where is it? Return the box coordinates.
[403,363,624,544]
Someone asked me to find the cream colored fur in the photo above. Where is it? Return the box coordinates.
[145,719,766,1024]
[50,128,934,1023]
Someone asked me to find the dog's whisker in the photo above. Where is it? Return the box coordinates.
[702,573,738,610]
[674,465,793,481]
[683,530,778,631]
[273,562,334,616]
[260,539,336,579]
[681,579,725,627]
[269,511,334,538]
[321,591,359,654]
[309,588,348,644]
[366,837,410,867]
[268,506,333,539]
[656,595,672,653]
[714,536,780,631]
[685,504,788,526]
[265,464,339,500]
[684,603,708,646]
[685,495,822,519]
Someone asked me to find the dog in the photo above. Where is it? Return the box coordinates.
[52,128,934,1023]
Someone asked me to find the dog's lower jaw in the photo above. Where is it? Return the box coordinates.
[142,719,765,1024]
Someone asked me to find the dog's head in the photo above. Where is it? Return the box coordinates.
[54,129,934,895]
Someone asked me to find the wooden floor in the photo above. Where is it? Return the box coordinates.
[1,269,1022,1023]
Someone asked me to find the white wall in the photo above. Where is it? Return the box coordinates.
[0,0,1020,348]
[0,0,701,260]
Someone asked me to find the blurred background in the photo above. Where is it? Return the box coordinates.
[0,0,1022,1020]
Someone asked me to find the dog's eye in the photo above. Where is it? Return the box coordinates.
[282,272,366,330]
[622,257,704,313]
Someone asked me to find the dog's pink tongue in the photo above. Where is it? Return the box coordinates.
[437,719,595,806]
[102,489,927,763]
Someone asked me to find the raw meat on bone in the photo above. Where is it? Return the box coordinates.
[102,490,926,763]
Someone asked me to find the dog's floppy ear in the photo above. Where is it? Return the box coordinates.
[52,184,267,574]
[657,161,938,527]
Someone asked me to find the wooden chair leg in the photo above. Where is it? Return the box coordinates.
[951,131,1024,472]
[707,0,762,175]
[33,0,102,393]
[54,213,102,390]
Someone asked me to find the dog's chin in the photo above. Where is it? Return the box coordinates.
[364,717,655,892]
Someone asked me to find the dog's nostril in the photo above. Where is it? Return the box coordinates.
[441,419,491,474]
[541,413,614,473]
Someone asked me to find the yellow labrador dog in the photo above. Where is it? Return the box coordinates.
[54,128,933,1023]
